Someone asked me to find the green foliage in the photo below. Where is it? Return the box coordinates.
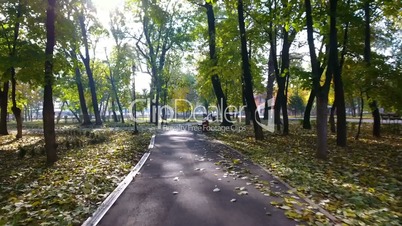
[289,94,304,114]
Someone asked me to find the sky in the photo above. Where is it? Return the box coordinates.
[92,0,151,93]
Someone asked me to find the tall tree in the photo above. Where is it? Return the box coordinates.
[364,0,380,137]
[8,1,23,139]
[238,0,263,140]
[129,0,188,125]
[330,0,347,146]
[203,1,232,126]
[305,0,332,159]
[69,49,91,125]
[43,0,58,164]
[263,47,275,120]
[105,49,125,123]
[78,10,102,125]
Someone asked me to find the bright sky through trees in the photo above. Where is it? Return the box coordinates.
[92,0,151,92]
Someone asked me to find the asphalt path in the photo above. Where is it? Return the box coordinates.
[98,128,306,226]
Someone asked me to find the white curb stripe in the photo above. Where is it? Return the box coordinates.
[148,135,155,149]
[82,135,155,226]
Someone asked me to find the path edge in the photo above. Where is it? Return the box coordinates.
[81,134,156,226]
[210,138,341,224]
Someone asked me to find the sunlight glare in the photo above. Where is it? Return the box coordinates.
[92,0,124,12]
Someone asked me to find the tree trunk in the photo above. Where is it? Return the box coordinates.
[205,2,232,126]
[10,73,22,139]
[105,52,124,124]
[65,102,82,123]
[369,99,381,136]
[277,23,293,135]
[43,0,58,164]
[111,99,118,122]
[155,82,160,126]
[56,101,65,124]
[242,89,250,125]
[241,62,250,125]
[329,101,336,133]
[351,98,356,117]
[102,94,110,118]
[329,0,347,146]
[238,0,263,140]
[355,91,364,140]
[78,13,102,126]
[71,50,91,125]
[149,87,154,123]
[316,93,329,159]
[363,0,380,137]
[10,2,23,139]
[303,88,315,129]
[305,0,331,159]
[263,48,275,120]
[0,11,12,134]
[274,91,281,131]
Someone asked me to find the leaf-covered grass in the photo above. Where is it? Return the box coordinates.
[0,130,151,225]
[207,122,402,225]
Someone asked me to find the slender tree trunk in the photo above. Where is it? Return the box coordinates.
[363,0,380,137]
[69,109,81,123]
[329,101,336,133]
[355,91,364,140]
[43,0,58,164]
[242,89,250,125]
[303,88,315,129]
[70,50,91,125]
[278,23,293,135]
[238,0,263,140]
[103,94,110,118]
[0,82,9,135]
[78,13,102,125]
[56,101,65,124]
[305,0,331,159]
[9,3,23,139]
[205,2,232,126]
[351,98,356,117]
[111,99,118,122]
[65,102,81,123]
[149,87,154,123]
[268,20,282,132]
[111,75,124,123]
[240,64,250,125]
[162,80,168,121]
[11,71,22,139]
[155,81,160,126]
[329,0,347,146]
[105,52,124,123]
[263,48,275,120]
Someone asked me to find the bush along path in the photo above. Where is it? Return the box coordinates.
[0,129,152,225]
[98,128,334,226]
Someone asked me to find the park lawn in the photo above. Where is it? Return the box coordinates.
[0,129,151,225]
[207,122,402,225]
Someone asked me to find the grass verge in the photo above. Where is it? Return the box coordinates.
[207,122,401,225]
[0,130,151,225]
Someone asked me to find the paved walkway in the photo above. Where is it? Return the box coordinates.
[98,128,311,226]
